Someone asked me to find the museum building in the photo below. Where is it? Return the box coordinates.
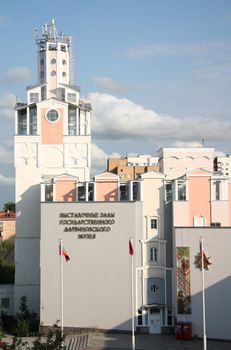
[10,19,231,339]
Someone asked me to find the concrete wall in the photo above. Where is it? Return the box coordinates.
[173,227,231,340]
[40,201,143,331]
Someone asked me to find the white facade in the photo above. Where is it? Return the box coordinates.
[14,20,91,314]
[158,147,215,179]
[127,155,159,166]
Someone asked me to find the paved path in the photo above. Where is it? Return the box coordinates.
[65,333,231,350]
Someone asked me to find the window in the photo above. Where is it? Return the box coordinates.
[51,58,56,64]
[137,310,143,326]
[46,109,59,122]
[150,285,159,293]
[214,180,221,200]
[51,70,56,76]
[177,180,186,201]
[165,181,173,201]
[18,109,27,135]
[62,72,67,77]
[40,71,44,78]
[67,93,76,103]
[40,59,44,65]
[88,183,94,201]
[132,182,140,201]
[78,185,85,201]
[56,88,65,102]
[62,59,66,65]
[68,107,77,135]
[150,247,158,263]
[150,218,157,229]
[30,93,39,103]
[41,85,46,100]
[1,298,9,309]
[61,45,66,51]
[49,43,57,50]
[45,184,53,202]
[29,106,37,135]
[211,222,221,227]
[120,184,128,201]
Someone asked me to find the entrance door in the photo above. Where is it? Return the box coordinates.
[149,308,161,334]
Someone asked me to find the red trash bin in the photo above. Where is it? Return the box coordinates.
[175,322,183,340]
[183,322,192,340]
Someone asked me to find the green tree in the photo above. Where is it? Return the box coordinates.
[15,296,37,336]
[3,202,15,212]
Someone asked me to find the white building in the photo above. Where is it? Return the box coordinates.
[14,19,91,314]
[158,147,215,179]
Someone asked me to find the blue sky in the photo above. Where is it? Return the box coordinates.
[1,0,231,207]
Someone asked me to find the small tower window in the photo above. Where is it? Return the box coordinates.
[62,72,67,77]
[40,59,44,65]
[40,71,44,78]
[62,59,66,65]
[51,70,56,76]
[51,58,56,64]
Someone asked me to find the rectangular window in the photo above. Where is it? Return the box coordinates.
[120,184,128,201]
[30,93,39,103]
[165,182,173,201]
[88,183,94,201]
[45,184,53,202]
[132,182,140,201]
[41,86,46,100]
[1,298,10,309]
[214,181,221,200]
[177,180,186,201]
[150,247,158,262]
[78,185,85,201]
[67,93,76,103]
[18,109,27,135]
[150,218,157,229]
[29,106,37,135]
[68,106,77,135]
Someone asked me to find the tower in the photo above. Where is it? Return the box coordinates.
[14,19,91,313]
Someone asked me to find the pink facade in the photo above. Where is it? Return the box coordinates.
[55,176,76,202]
[41,108,63,144]
[95,181,118,201]
[188,175,211,226]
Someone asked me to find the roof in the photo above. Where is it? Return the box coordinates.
[0,211,16,219]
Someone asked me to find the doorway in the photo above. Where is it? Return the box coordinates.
[149,308,161,334]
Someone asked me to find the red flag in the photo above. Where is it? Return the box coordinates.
[200,240,210,266]
[129,239,134,256]
[59,244,70,262]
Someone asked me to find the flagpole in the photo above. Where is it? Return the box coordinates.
[201,237,207,350]
[60,238,64,334]
[130,238,135,350]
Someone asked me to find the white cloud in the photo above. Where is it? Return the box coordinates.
[91,143,108,175]
[125,41,231,58]
[1,67,31,85]
[0,174,14,186]
[93,76,128,94]
[89,92,231,143]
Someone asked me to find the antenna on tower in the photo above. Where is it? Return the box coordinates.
[34,28,38,40]
[50,18,58,42]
